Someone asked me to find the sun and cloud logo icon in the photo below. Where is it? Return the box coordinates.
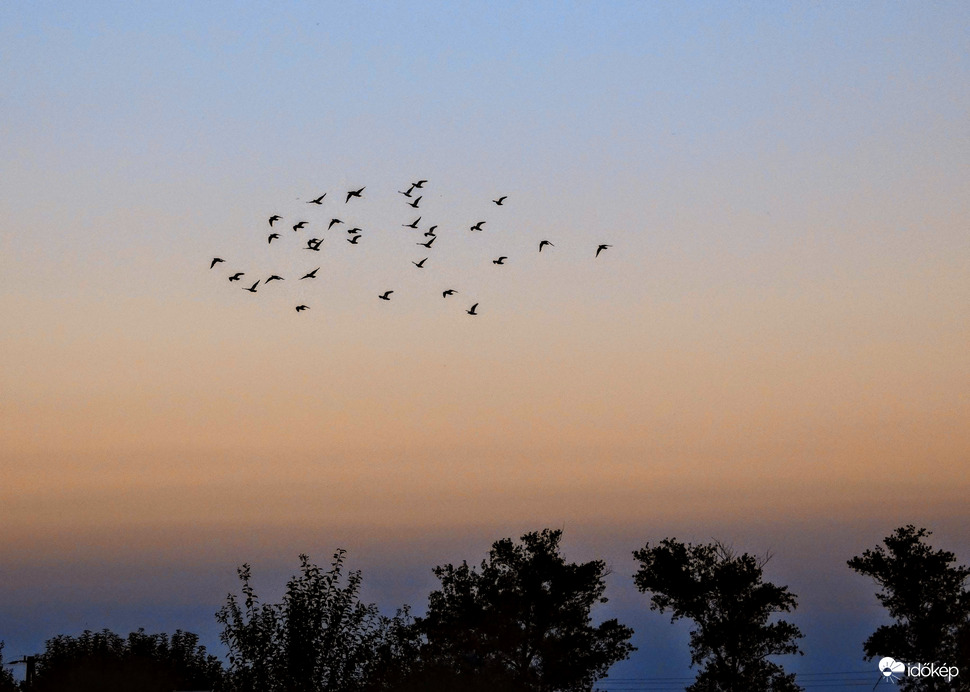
[879,657,905,683]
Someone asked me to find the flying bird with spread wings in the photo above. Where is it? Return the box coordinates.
[307,193,326,204]
[596,244,612,257]
[379,290,393,300]
[539,240,554,252]
[210,258,225,269]
[493,196,507,205]
[301,268,320,280]
[466,303,479,315]
[345,187,365,203]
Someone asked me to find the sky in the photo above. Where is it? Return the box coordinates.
[1,1,969,688]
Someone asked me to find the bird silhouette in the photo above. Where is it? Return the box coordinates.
[244,280,259,293]
[596,244,612,257]
[301,268,320,280]
[408,196,422,208]
[493,256,507,265]
[466,303,479,315]
[379,290,393,300]
[412,180,427,188]
[328,218,343,230]
[442,289,457,297]
[539,240,554,252]
[346,227,362,234]
[228,272,244,281]
[493,196,507,205]
[403,217,420,229]
[305,238,323,251]
[398,185,415,197]
[345,187,365,203]
[426,225,438,235]
[269,215,281,226]
[308,193,326,204]
[418,236,437,248]
[295,305,309,312]
[293,221,307,232]
[210,258,225,269]
[266,275,284,283]
[348,235,361,244]
[470,221,485,231]
[268,233,280,244]
[413,258,428,269]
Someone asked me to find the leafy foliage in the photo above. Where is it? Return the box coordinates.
[633,539,803,692]
[409,528,635,692]
[29,628,223,692]
[848,525,970,691]
[0,642,18,692]
[217,550,412,692]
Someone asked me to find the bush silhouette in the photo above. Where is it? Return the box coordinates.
[217,550,412,692]
[29,628,222,692]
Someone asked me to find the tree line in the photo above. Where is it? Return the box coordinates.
[1,525,968,691]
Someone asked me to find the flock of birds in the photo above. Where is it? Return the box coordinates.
[209,180,612,315]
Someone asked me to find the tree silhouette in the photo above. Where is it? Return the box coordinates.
[633,538,804,692]
[848,525,970,691]
[0,642,17,692]
[28,628,222,692]
[217,550,412,692]
[408,528,635,692]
